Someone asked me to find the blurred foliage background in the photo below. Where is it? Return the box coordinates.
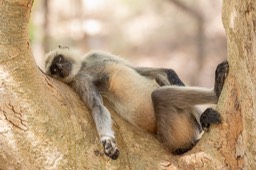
[30,0,226,87]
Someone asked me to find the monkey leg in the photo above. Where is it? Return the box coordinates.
[151,89,204,154]
[152,86,218,108]
[152,95,199,154]
[135,67,185,86]
[151,85,222,154]
[214,61,229,98]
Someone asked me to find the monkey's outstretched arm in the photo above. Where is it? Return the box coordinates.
[71,75,119,160]
[135,67,185,86]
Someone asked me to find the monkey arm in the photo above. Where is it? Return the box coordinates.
[135,67,185,86]
[71,75,119,159]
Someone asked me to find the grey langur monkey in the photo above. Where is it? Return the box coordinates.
[44,46,229,160]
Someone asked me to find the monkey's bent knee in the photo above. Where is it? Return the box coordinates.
[151,90,159,101]
[151,89,165,103]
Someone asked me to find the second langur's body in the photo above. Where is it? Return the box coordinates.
[45,46,228,159]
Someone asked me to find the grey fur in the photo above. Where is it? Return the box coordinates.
[44,46,228,159]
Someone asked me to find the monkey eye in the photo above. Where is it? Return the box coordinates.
[56,55,63,62]
[52,68,57,73]
[50,66,59,75]
[58,56,62,62]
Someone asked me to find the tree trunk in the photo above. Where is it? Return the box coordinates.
[220,0,256,168]
[167,0,256,169]
[0,1,169,169]
[0,0,255,169]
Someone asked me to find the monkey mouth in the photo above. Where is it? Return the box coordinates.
[61,70,70,78]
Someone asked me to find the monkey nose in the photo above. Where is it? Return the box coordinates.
[56,63,63,69]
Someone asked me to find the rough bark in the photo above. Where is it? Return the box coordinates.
[0,0,255,169]
[221,0,256,168]
[166,0,256,169]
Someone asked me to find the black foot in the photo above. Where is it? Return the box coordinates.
[214,61,229,98]
[101,137,120,160]
[166,69,185,86]
[200,108,222,131]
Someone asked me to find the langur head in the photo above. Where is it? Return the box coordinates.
[45,46,82,83]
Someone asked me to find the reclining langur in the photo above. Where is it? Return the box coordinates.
[44,46,228,159]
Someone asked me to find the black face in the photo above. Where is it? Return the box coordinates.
[50,54,72,78]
